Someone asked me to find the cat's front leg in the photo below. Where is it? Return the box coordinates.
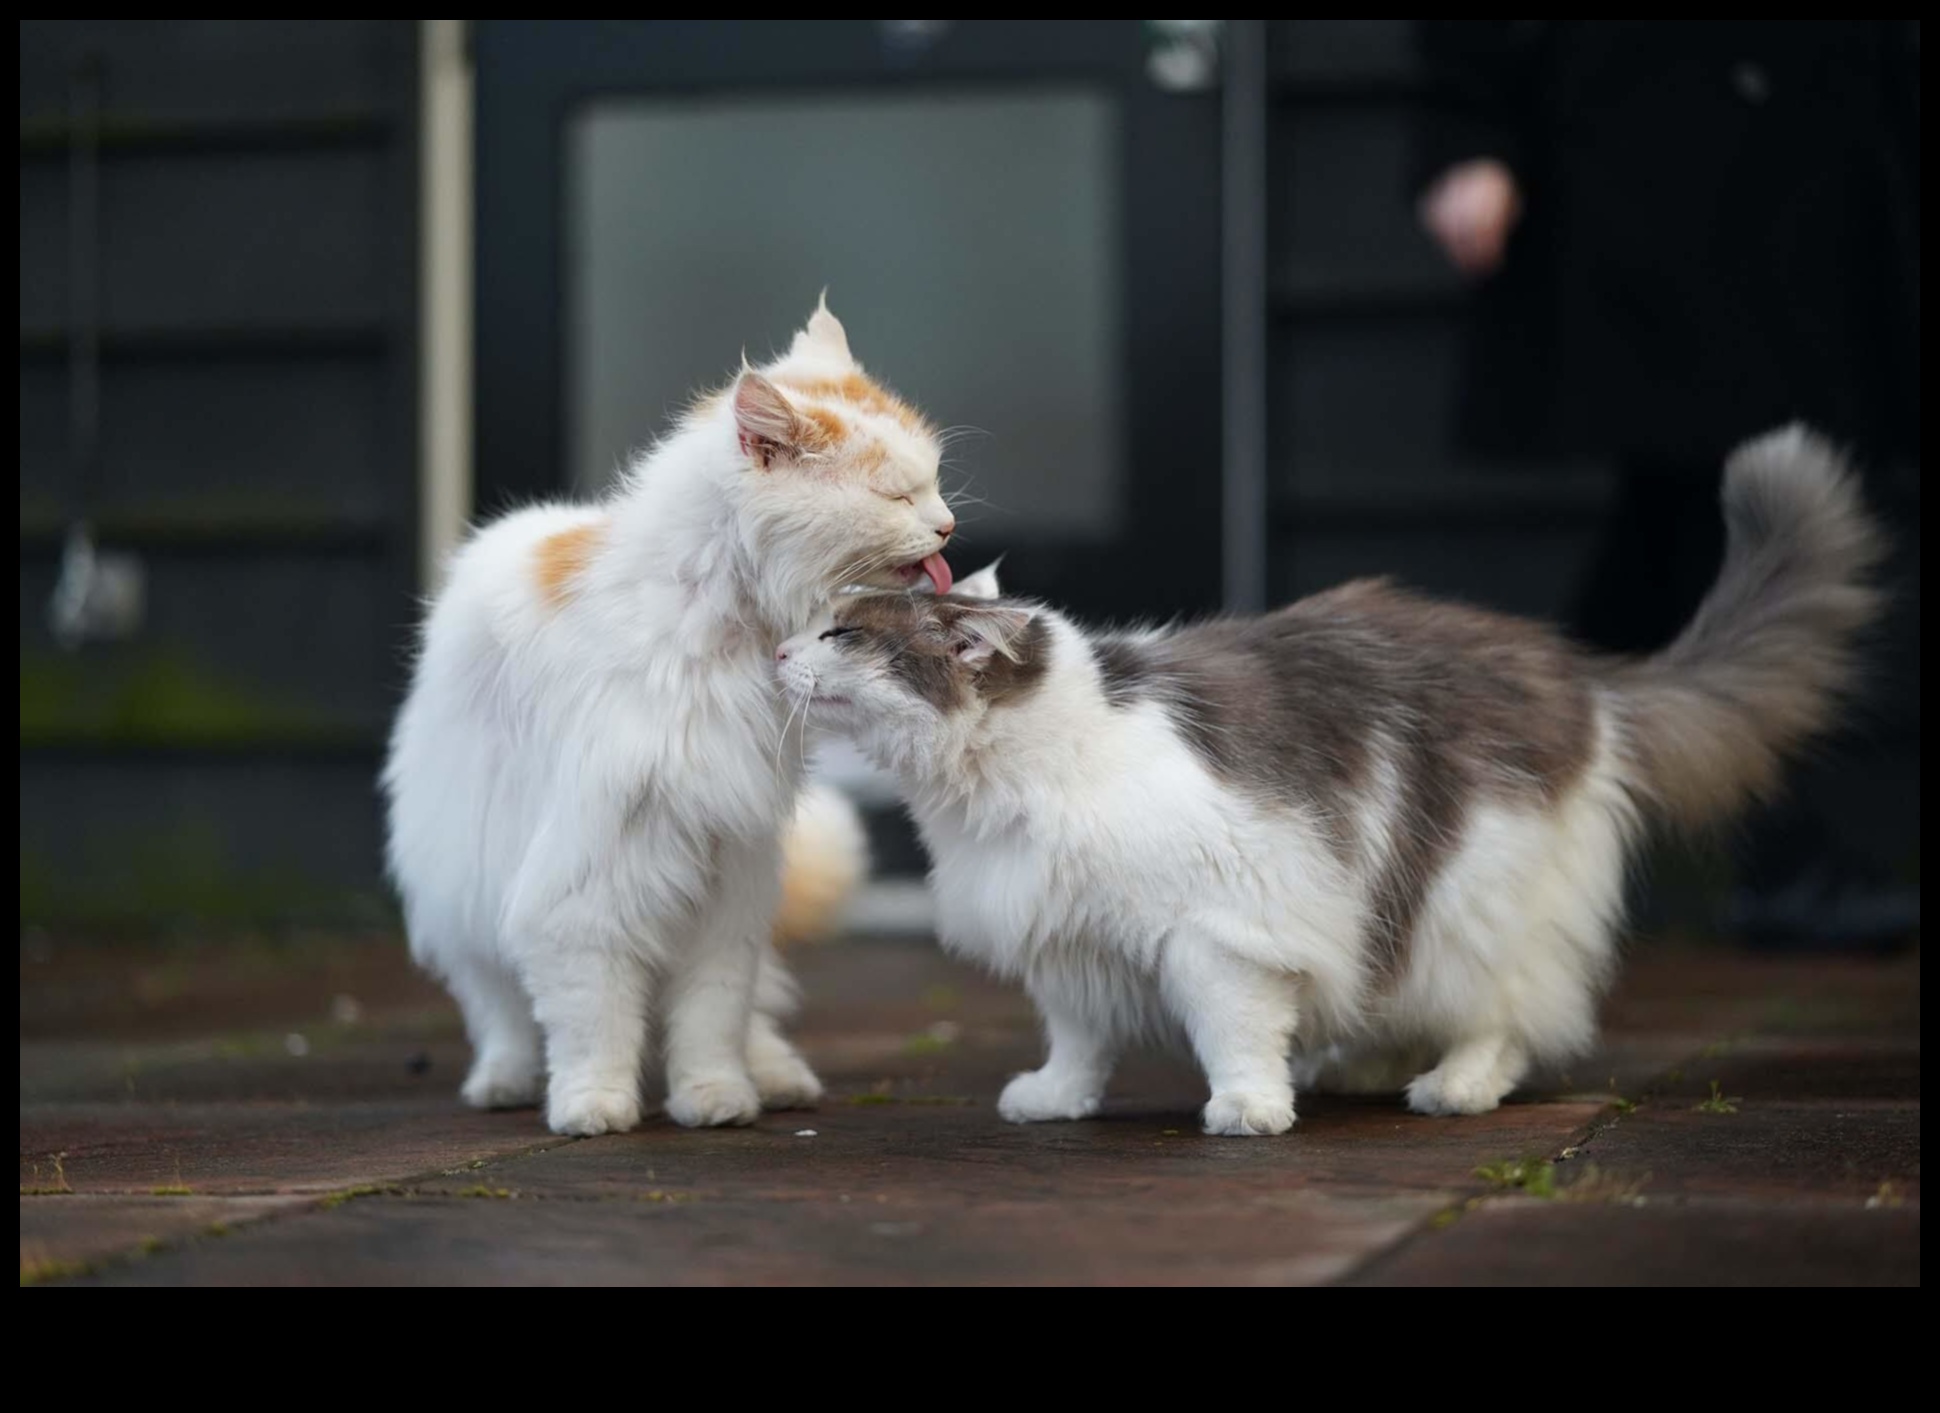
[520,927,653,1137]
[999,972,1117,1123]
[662,835,783,1128]
[1162,937,1301,1137]
[507,807,659,1135]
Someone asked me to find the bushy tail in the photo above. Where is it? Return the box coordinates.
[1607,425,1886,830]
[772,781,871,946]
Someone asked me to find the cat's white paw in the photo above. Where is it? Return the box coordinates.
[546,1084,642,1136]
[460,1055,543,1111]
[1405,1068,1504,1116]
[749,1049,824,1111]
[998,1068,1102,1124]
[1202,1089,1296,1136]
[666,1074,763,1128]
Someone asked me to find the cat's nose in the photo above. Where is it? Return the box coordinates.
[775,645,792,663]
[935,519,955,540]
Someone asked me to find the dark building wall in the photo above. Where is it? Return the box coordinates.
[17,20,1635,917]
[19,21,420,924]
[1266,20,1611,620]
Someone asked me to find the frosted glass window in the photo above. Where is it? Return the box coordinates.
[567,89,1123,540]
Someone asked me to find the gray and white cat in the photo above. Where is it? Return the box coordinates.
[776,427,1881,1134]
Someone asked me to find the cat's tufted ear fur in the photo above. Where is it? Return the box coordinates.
[954,559,1004,601]
[788,291,852,362]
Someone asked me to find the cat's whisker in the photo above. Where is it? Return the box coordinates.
[796,685,816,774]
[774,683,809,776]
[933,424,990,450]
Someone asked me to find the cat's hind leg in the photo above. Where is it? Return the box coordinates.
[1294,1044,1426,1097]
[746,943,823,1111]
[444,952,545,1110]
[1405,1033,1528,1116]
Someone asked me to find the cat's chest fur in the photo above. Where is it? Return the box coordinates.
[598,643,802,843]
[915,766,1233,976]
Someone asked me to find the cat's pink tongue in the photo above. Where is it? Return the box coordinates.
[921,553,954,595]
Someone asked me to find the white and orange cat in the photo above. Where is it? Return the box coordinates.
[384,300,950,1135]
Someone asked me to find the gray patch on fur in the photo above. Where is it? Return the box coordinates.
[1092,639,1149,709]
[833,592,1050,714]
[980,616,1052,706]
[1091,581,1597,980]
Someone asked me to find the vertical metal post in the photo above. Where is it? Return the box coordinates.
[418,19,476,592]
[1220,19,1269,613]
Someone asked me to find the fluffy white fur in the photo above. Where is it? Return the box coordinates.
[385,301,953,1135]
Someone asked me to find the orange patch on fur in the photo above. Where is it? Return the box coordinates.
[533,521,608,606]
[802,405,849,447]
[781,373,934,437]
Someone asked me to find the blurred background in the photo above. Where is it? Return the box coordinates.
[18,21,1919,943]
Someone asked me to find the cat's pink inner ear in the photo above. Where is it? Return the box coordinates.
[733,373,803,469]
[954,606,1032,666]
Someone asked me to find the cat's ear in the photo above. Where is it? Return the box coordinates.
[949,603,1035,668]
[733,372,808,469]
[788,291,853,363]
[954,558,1004,601]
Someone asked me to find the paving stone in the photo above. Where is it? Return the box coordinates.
[19,1037,472,1107]
[420,1095,1606,1206]
[1597,953,1921,1042]
[1568,1101,1920,1202]
[1345,1197,1920,1287]
[20,1194,308,1281]
[1647,1038,1921,1104]
[18,931,448,1042]
[19,1100,567,1195]
[79,1188,1448,1287]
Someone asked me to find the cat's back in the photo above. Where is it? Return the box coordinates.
[386,504,611,873]
[426,502,611,662]
[1264,578,1593,755]
[1094,576,1597,812]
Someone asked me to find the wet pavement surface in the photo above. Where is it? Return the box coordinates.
[18,933,1919,1285]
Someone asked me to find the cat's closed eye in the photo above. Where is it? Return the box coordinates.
[819,626,858,642]
[878,491,915,506]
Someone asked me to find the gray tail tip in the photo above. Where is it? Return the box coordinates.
[1724,422,1848,481]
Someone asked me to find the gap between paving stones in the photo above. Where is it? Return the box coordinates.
[21,1134,580,1284]
[1328,1027,1759,1282]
